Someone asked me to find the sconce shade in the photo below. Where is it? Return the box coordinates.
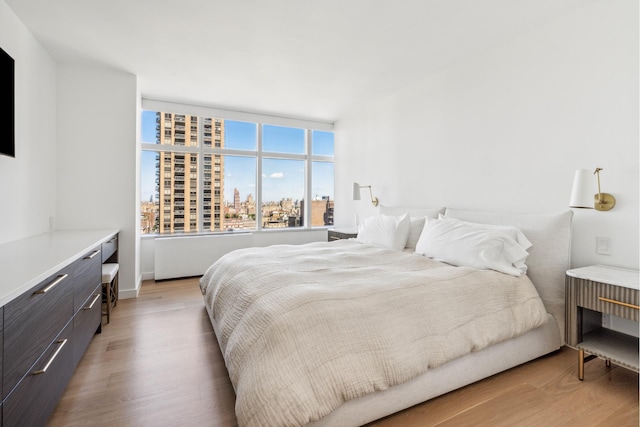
[569,169,594,209]
[352,182,361,201]
[352,182,379,206]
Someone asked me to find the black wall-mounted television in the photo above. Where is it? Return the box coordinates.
[0,47,15,158]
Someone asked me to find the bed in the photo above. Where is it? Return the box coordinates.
[200,208,573,427]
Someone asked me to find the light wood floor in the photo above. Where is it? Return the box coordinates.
[49,277,639,427]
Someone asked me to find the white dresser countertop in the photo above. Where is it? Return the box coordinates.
[0,229,119,307]
[566,265,640,290]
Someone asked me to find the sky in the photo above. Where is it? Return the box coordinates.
[140,111,334,204]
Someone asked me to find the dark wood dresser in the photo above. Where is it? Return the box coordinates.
[0,229,118,426]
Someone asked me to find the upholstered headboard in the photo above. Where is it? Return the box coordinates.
[443,208,573,342]
[378,204,445,219]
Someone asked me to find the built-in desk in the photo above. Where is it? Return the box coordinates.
[0,229,118,426]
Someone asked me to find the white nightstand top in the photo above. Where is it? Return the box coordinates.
[566,265,639,290]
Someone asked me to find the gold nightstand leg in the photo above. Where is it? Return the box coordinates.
[578,348,585,380]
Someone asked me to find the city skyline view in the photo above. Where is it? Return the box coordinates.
[141,111,334,206]
[140,110,334,234]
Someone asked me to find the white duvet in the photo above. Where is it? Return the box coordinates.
[199,240,548,427]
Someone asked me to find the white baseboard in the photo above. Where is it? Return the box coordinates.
[142,271,154,281]
[118,274,142,299]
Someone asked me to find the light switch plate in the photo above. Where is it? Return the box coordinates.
[596,236,612,255]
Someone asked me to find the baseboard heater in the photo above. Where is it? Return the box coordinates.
[154,233,253,280]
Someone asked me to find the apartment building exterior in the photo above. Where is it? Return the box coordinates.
[156,113,225,233]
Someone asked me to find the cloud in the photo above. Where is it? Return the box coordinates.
[269,172,284,179]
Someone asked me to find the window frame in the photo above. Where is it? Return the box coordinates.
[140,99,334,235]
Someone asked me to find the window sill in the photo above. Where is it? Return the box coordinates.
[141,227,330,240]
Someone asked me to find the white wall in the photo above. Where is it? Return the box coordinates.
[56,65,140,297]
[335,0,638,270]
[0,1,142,298]
[0,1,57,245]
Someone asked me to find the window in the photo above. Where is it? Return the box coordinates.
[262,158,304,228]
[311,161,334,226]
[263,125,305,154]
[140,105,334,235]
[223,155,257,230]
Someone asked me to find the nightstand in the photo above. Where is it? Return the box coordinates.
[327,227,358,242]
[565,265,639,380]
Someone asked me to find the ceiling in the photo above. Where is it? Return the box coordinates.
[7,0,592,123]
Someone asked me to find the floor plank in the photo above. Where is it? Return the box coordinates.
[48,278,639,426]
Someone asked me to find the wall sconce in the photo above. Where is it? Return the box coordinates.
[569,168,616,211]
[353,182,379,207]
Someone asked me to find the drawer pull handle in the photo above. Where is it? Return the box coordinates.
[84,250,101,260]
[598,297,640,310]
[34,274,68,294]
[33,339,68,375]
[84,293,101,310]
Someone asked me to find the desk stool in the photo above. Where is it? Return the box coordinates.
[101,263,119,323]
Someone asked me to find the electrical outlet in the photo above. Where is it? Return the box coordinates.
[596,236,612,255]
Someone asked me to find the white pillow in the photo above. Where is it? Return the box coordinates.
[438,214,532,250]
[377,206,444,249]
[415,218,530,276]
[405,216,426,250]
[356,213,411,251]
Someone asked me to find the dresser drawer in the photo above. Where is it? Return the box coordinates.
[73,246,101,313]
[3,322,74,427]
[3,268,74,398]
[575,279,639,321]
[101,234,118,263]
[73,284,102,368]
